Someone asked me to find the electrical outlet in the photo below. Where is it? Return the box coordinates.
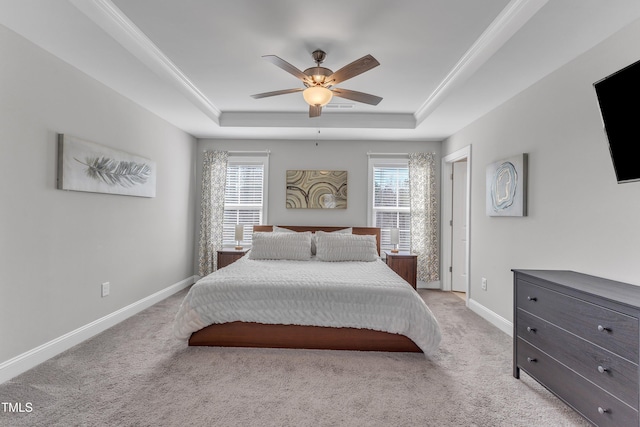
[101,282,110,297]
[481,278,487,291]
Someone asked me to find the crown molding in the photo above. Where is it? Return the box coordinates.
[68,0,221,125]
[68,0,547,133]
[414,0,548,125]
[220,112,416,129]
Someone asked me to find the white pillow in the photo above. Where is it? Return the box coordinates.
[249,231,312,260]
[312,227,352,255]
[273,226,352,255]
[331,227,353,234]
[315,231,378,262]
[273,225,295,233]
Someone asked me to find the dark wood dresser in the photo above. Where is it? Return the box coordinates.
[513,269,640,427]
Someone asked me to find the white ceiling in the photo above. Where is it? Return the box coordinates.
[1,0,640,141]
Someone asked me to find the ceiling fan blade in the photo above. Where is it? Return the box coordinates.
[262,55,309,82]
[328,54,380,85]
[332,88,382,105]
[309,105,322,118]
[251,88,304,99]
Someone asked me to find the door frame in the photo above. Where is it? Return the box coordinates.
[441,146,471,301]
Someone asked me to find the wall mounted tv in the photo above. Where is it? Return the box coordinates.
[593,59,640,183]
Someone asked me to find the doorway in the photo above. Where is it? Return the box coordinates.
[451,160,468,294]
[441,146,471,302]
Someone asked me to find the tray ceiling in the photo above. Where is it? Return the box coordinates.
[1,0,640,140]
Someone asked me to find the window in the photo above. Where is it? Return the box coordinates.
[368,158,410,252]
[223,156,268,246]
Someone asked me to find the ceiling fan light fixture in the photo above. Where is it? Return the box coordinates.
[303,86,333,107]
[304,66,333,85]
[312,74,325,84]
[253,50,381,117]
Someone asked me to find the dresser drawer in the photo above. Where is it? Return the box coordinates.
[517,309,639,407]
[517,279,639,362]
[517,339,639,427]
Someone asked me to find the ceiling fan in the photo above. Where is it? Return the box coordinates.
[251,49,382,118]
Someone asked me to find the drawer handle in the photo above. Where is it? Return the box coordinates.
[597,325,611,333]
[526,327,536,333]
[527,296,537,302]
[597,365,609,374]
[597,407,609,415]
[526,357,537,363]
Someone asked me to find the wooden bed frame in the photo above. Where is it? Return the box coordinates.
[188,225,421,353]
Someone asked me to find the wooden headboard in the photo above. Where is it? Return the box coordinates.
[253,225,381,255]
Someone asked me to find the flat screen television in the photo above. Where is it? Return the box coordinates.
[593,59,640,183]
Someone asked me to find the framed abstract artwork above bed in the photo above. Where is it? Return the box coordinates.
[286,169,347,209]
[57,134,156,198]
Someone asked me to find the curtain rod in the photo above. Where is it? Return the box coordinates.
[227,149,271,156]
[367,152,409,157]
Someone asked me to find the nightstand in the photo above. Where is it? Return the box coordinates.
[216,248,249,269]
[384,251,417,289]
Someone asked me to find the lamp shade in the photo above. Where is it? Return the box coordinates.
[235,224,244,241]
[303,86,333,107]
[390,227,399,245]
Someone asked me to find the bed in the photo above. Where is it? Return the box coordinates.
[174,226,441,355]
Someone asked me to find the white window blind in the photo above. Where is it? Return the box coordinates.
[370,162,410,252]
[223,157,267,246]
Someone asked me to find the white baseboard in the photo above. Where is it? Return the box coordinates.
[417,280,441,290]
[468,297,513,337]
[0,276,195,385]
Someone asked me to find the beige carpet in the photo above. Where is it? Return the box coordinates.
[0,288,588,426]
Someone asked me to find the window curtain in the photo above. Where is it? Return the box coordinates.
[408,152,439,283]
[198,150,229,276]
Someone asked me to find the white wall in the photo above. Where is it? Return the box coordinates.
[196,139,441,270]
[0,24,197,365]
[442,17,640,323]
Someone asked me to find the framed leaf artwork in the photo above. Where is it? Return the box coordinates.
[57,134,156,198]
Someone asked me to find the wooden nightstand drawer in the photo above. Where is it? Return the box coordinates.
[384,251,417,289]
[216,249,249,270]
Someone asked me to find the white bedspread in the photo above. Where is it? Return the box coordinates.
[174,255,441,355]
